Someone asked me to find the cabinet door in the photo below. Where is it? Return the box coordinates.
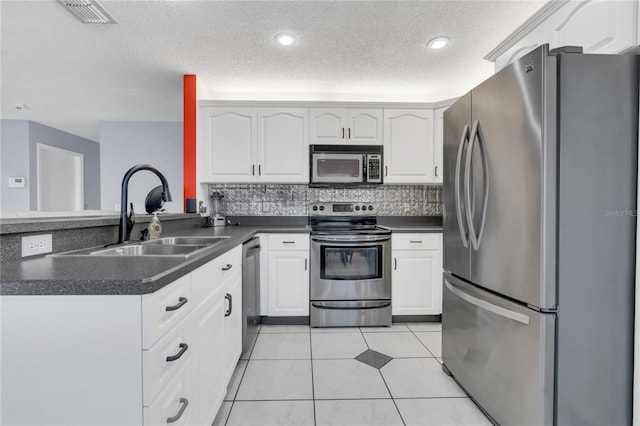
[191,290,226,426]
[433,107,448,184]
[201,107,257,182]
[383,109,435,183]
[548,0,638,54]
[257,108,309,182]
[310,108,347,144]
[223,271,243,383]
[392,249,442,315]
[268,250,309,316]
[346,109,383,145]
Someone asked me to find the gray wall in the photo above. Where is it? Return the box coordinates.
[0,120,100,213]
[1,120,30,213]
[28,121,100,210]
[100,121,183,214]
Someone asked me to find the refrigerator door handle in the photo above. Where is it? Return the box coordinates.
[475,121,490,248]
[464,120,490,251]
[444,278,530,325]
[455,124,470,248]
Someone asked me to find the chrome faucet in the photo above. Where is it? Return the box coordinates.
[118,164,172,243]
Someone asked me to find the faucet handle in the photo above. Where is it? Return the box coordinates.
[126,202,135,240]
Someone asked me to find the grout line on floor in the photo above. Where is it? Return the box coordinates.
[409,328,439,358]
[309,325,317,426]
[377,367,406,426]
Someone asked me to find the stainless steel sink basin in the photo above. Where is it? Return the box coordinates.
[141,236,230,246]
[51,235,231,258]
[90,244,206,256]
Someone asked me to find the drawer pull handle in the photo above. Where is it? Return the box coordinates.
[221,264,232,271]
[282,241,295,244]
[167,397,189,423]
[225,293,232,316]
[166,343,188,362]
[410,240,423,244]
[165,297,188,312]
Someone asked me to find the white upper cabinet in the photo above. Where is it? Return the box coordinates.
[547,0,638,54]
[433,107,447,184]
[491,0,639,70]
[310,108,382,145]
[202,106,309,183]
[202,106,257,182]
[258,108,309,182]
[383,109,435,184]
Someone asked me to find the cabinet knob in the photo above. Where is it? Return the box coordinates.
[435,165,438,177]
[394,258,397,270]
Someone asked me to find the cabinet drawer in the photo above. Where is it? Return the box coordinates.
[143,316,193,406]
[392,233,441,250]
[268,233,309,251]
[142,275,191,349]
[191,245,242,306]
[144,358,193,426]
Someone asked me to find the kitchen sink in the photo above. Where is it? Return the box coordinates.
[89,244,206,256]
[52,235,231,258]
[141,236,230,246]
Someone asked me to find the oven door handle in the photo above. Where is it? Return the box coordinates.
[311,235,391,243]
[311,301,391,310]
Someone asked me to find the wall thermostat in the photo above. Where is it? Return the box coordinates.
[8,177,26,188]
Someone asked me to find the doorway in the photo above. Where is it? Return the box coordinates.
[36,143,84,211]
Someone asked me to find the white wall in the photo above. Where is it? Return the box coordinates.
[99,121,183,214]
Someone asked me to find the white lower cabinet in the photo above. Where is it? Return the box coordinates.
[392,233,443,315]
[190,286,225,426]
[264,233,310,317]
[0,245,244,426]
[222,270,243,382]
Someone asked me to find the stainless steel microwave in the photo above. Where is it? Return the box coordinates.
[309,145,383,185]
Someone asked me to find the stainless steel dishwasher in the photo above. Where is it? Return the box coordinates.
[242,237,261,355]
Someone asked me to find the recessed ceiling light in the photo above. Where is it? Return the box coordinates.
[275,32,297,46]
[427,36,450,50]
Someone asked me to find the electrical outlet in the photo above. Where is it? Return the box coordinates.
[21,234,53,257]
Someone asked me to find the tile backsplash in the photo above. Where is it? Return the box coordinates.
[207,184,442,216]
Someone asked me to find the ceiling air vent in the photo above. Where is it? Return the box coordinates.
[57,0,117,24]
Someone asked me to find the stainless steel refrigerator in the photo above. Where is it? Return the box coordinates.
[442,44,638,426]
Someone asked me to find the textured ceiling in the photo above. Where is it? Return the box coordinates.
[1,0,545,141]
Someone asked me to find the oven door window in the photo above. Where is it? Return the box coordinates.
[320,245,382,280]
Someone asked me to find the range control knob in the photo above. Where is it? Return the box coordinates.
[361,205,367,211]
[355,206,360,211]
[319,205,325,211]
[312,206,318,211]
[368,205,374,211]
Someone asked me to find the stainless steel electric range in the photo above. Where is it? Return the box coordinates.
[309,202,392,327]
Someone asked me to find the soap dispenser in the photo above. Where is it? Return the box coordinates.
[147,212,162,240]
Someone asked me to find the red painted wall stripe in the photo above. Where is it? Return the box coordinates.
[183,75,197,212]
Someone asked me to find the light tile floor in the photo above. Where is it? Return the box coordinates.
[213,323,492,426]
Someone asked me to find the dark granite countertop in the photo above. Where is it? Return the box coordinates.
[0,225,309,296]
[1,215,442,296]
